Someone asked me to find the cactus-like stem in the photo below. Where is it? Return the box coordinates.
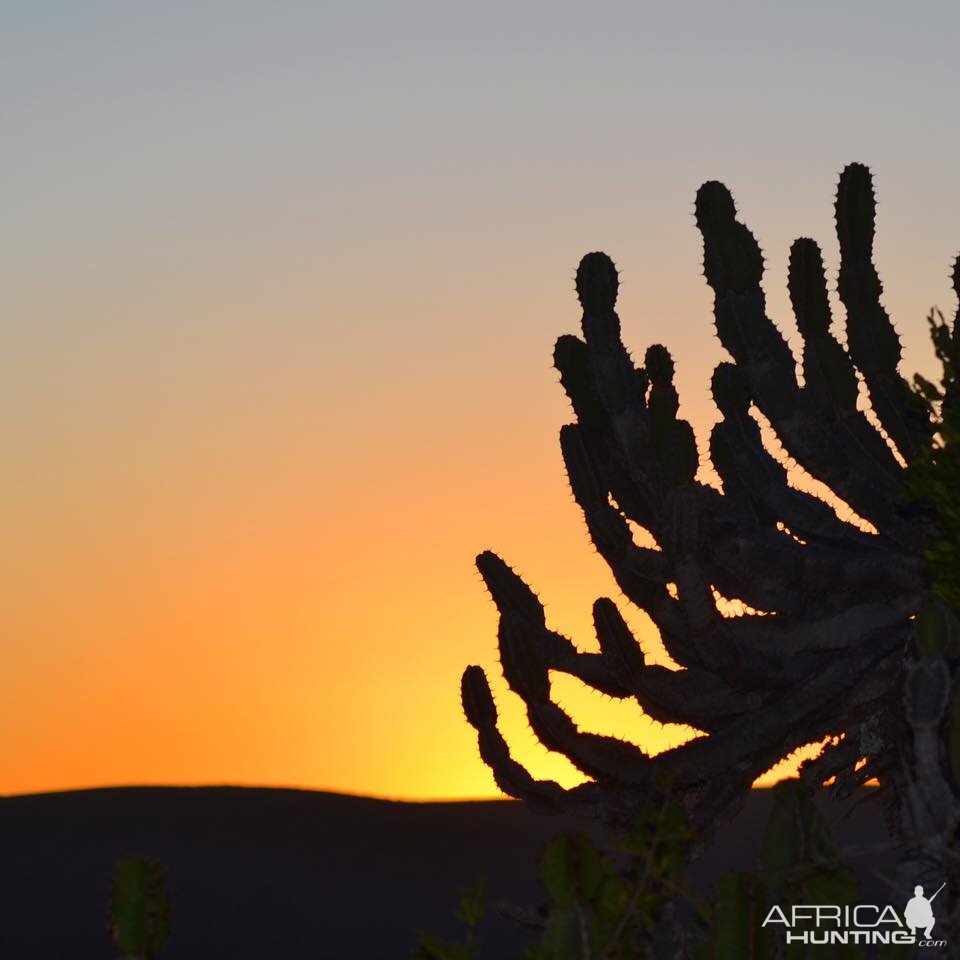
[108,858,169,960]
[461,165,959,911]
[836,164,934,462]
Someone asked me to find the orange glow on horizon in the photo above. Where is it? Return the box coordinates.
[6,6,955,801]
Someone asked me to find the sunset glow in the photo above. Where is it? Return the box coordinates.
[4,3,958,800]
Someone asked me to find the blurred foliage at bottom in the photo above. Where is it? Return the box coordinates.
[415,781,915,959]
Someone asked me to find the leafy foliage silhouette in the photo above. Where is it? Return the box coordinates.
[417,781,899,957]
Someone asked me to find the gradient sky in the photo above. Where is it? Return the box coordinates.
[3,3,959,799]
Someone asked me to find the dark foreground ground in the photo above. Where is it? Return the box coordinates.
[0,785,891,958]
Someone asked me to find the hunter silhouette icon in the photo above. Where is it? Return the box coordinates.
[905,883,945,939]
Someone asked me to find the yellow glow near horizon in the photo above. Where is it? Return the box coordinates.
[2,235,938,802]
[5,4,957,802]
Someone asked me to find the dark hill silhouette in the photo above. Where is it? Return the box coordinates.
[0,785,890,958]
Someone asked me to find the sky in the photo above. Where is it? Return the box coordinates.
[2,2,959,799]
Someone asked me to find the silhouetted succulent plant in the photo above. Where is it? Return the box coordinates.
[461,164,960,921]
